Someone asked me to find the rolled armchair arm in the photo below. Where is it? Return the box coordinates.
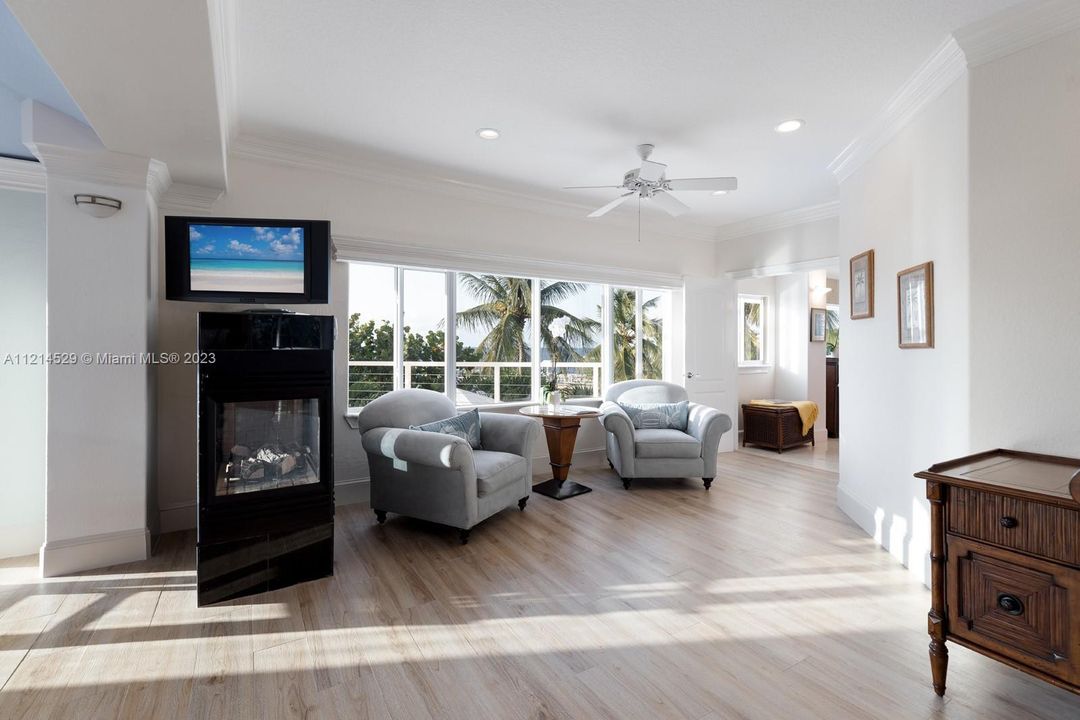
[362,427,474,472]
[599,401,636,474]
[479,412,538,457]
[686,404,732,478]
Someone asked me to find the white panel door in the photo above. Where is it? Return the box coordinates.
[683,277,736,452]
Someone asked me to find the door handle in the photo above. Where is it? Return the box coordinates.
[686,371,696,379]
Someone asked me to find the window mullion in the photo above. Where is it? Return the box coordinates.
[393,266,404,391]
[445,271,456,404]
[602,284,613,392]
[530,279,542,402]
[634,287,644,379]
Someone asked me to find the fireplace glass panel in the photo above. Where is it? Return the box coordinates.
[215,398,321,496]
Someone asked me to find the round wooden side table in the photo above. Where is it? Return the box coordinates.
[519,404,601,500]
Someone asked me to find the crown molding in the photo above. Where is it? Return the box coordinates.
[955,0,1080,67]
[332,233,686,289]
[828,37,967,183]
[230,132,720,245]
[207,0,239,153]
[713,201,839,242]
[160,182,224,214]
[726,255,840,280]
[147,160,172,204]
[0,156,45,193]
[30,143,153,190]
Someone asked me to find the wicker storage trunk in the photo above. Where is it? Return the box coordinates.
[740,403,814,453]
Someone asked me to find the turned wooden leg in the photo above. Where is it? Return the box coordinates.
[927,480,949,696]
[374,509,387,524]
[622,478,632,490]
[929,634,949,697]
[518,496,528,511]
[459,528,471,545]
[703,478,713,490]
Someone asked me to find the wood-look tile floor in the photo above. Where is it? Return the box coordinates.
[0,453,1076,719]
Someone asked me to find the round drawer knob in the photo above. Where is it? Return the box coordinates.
[997,593,1024,616]
[999,516,1018,529]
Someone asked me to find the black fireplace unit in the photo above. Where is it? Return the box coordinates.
[196,311,335,606]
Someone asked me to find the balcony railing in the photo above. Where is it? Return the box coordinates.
[348,360,602,407]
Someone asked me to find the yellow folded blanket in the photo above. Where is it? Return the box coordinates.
[750,399,819,436]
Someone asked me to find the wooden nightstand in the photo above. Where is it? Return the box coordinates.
[917,450,1080,697]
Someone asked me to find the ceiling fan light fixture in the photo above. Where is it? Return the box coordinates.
[475,127,500,140]
[775,119,804,134]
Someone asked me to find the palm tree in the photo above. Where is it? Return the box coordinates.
[743,301,762,362]
[455,275,600,362]
[586,289,662,380]
[825,307,840,355]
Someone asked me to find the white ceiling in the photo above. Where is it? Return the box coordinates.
[7,0,227,188]
[234,0,1026,228]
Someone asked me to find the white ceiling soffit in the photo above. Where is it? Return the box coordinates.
[6,0,228,189]
[830,0,1080,183]
[231,132,720,245]
[714,201,839,243]
[231,0,1026,230]
[333,234,685,289]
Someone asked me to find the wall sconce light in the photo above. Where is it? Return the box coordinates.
[73,194,122,218]
[812,285,833,295]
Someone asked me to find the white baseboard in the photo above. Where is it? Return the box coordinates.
[159,501,196,534]
[835,483,878,541]
[336,478,370,506]
[40,527,150,577]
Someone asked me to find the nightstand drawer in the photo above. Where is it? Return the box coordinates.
[947,537,1078,685]
[948,486,1080,565]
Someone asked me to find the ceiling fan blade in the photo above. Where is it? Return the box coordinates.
[587,192,635,218]
[563,184,624,190]
[639,159,667,183]
[665,177,738,192]
[650,190,691,217]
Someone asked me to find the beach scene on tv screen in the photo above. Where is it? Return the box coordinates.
[189,225,305,294]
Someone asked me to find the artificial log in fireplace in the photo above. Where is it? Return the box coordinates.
[196,311,335,606]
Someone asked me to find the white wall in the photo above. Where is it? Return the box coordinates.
[735,276,776,430]
[967,29,1080,455]
[716,217,839,275]
[155,155,717,531]
[0,187,46,558]
[836,77,971,583]
[774,273,810,401]
[42,173,155,574]
[807,269,829,432]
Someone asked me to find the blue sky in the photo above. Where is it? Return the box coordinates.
[190,225,304,262]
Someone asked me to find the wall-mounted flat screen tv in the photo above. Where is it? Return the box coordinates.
[165,216,330,303]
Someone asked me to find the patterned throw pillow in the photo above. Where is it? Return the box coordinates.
[410,408,482,449]
[618,401,690,431]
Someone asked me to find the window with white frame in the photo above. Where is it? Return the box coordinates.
[347,261,672,408]
[738,294,767,366]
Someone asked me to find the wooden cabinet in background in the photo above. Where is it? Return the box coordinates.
[825,357,839,438]
[916,450,1080,698]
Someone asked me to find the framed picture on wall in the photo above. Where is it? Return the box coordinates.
[897,261,934,348]
[810,308,827,342]
[850,249,874,319]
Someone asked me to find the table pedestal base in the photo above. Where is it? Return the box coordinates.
[532,478,592,500]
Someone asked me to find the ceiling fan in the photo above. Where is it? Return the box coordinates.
[565,144,738,218]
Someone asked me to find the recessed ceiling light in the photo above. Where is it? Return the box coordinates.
[775,119,804,134]
[712,190,728,196]
[476,128,500,140]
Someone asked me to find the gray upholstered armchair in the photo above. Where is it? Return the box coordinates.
[599,380,732,490]
[357,389,538,544]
